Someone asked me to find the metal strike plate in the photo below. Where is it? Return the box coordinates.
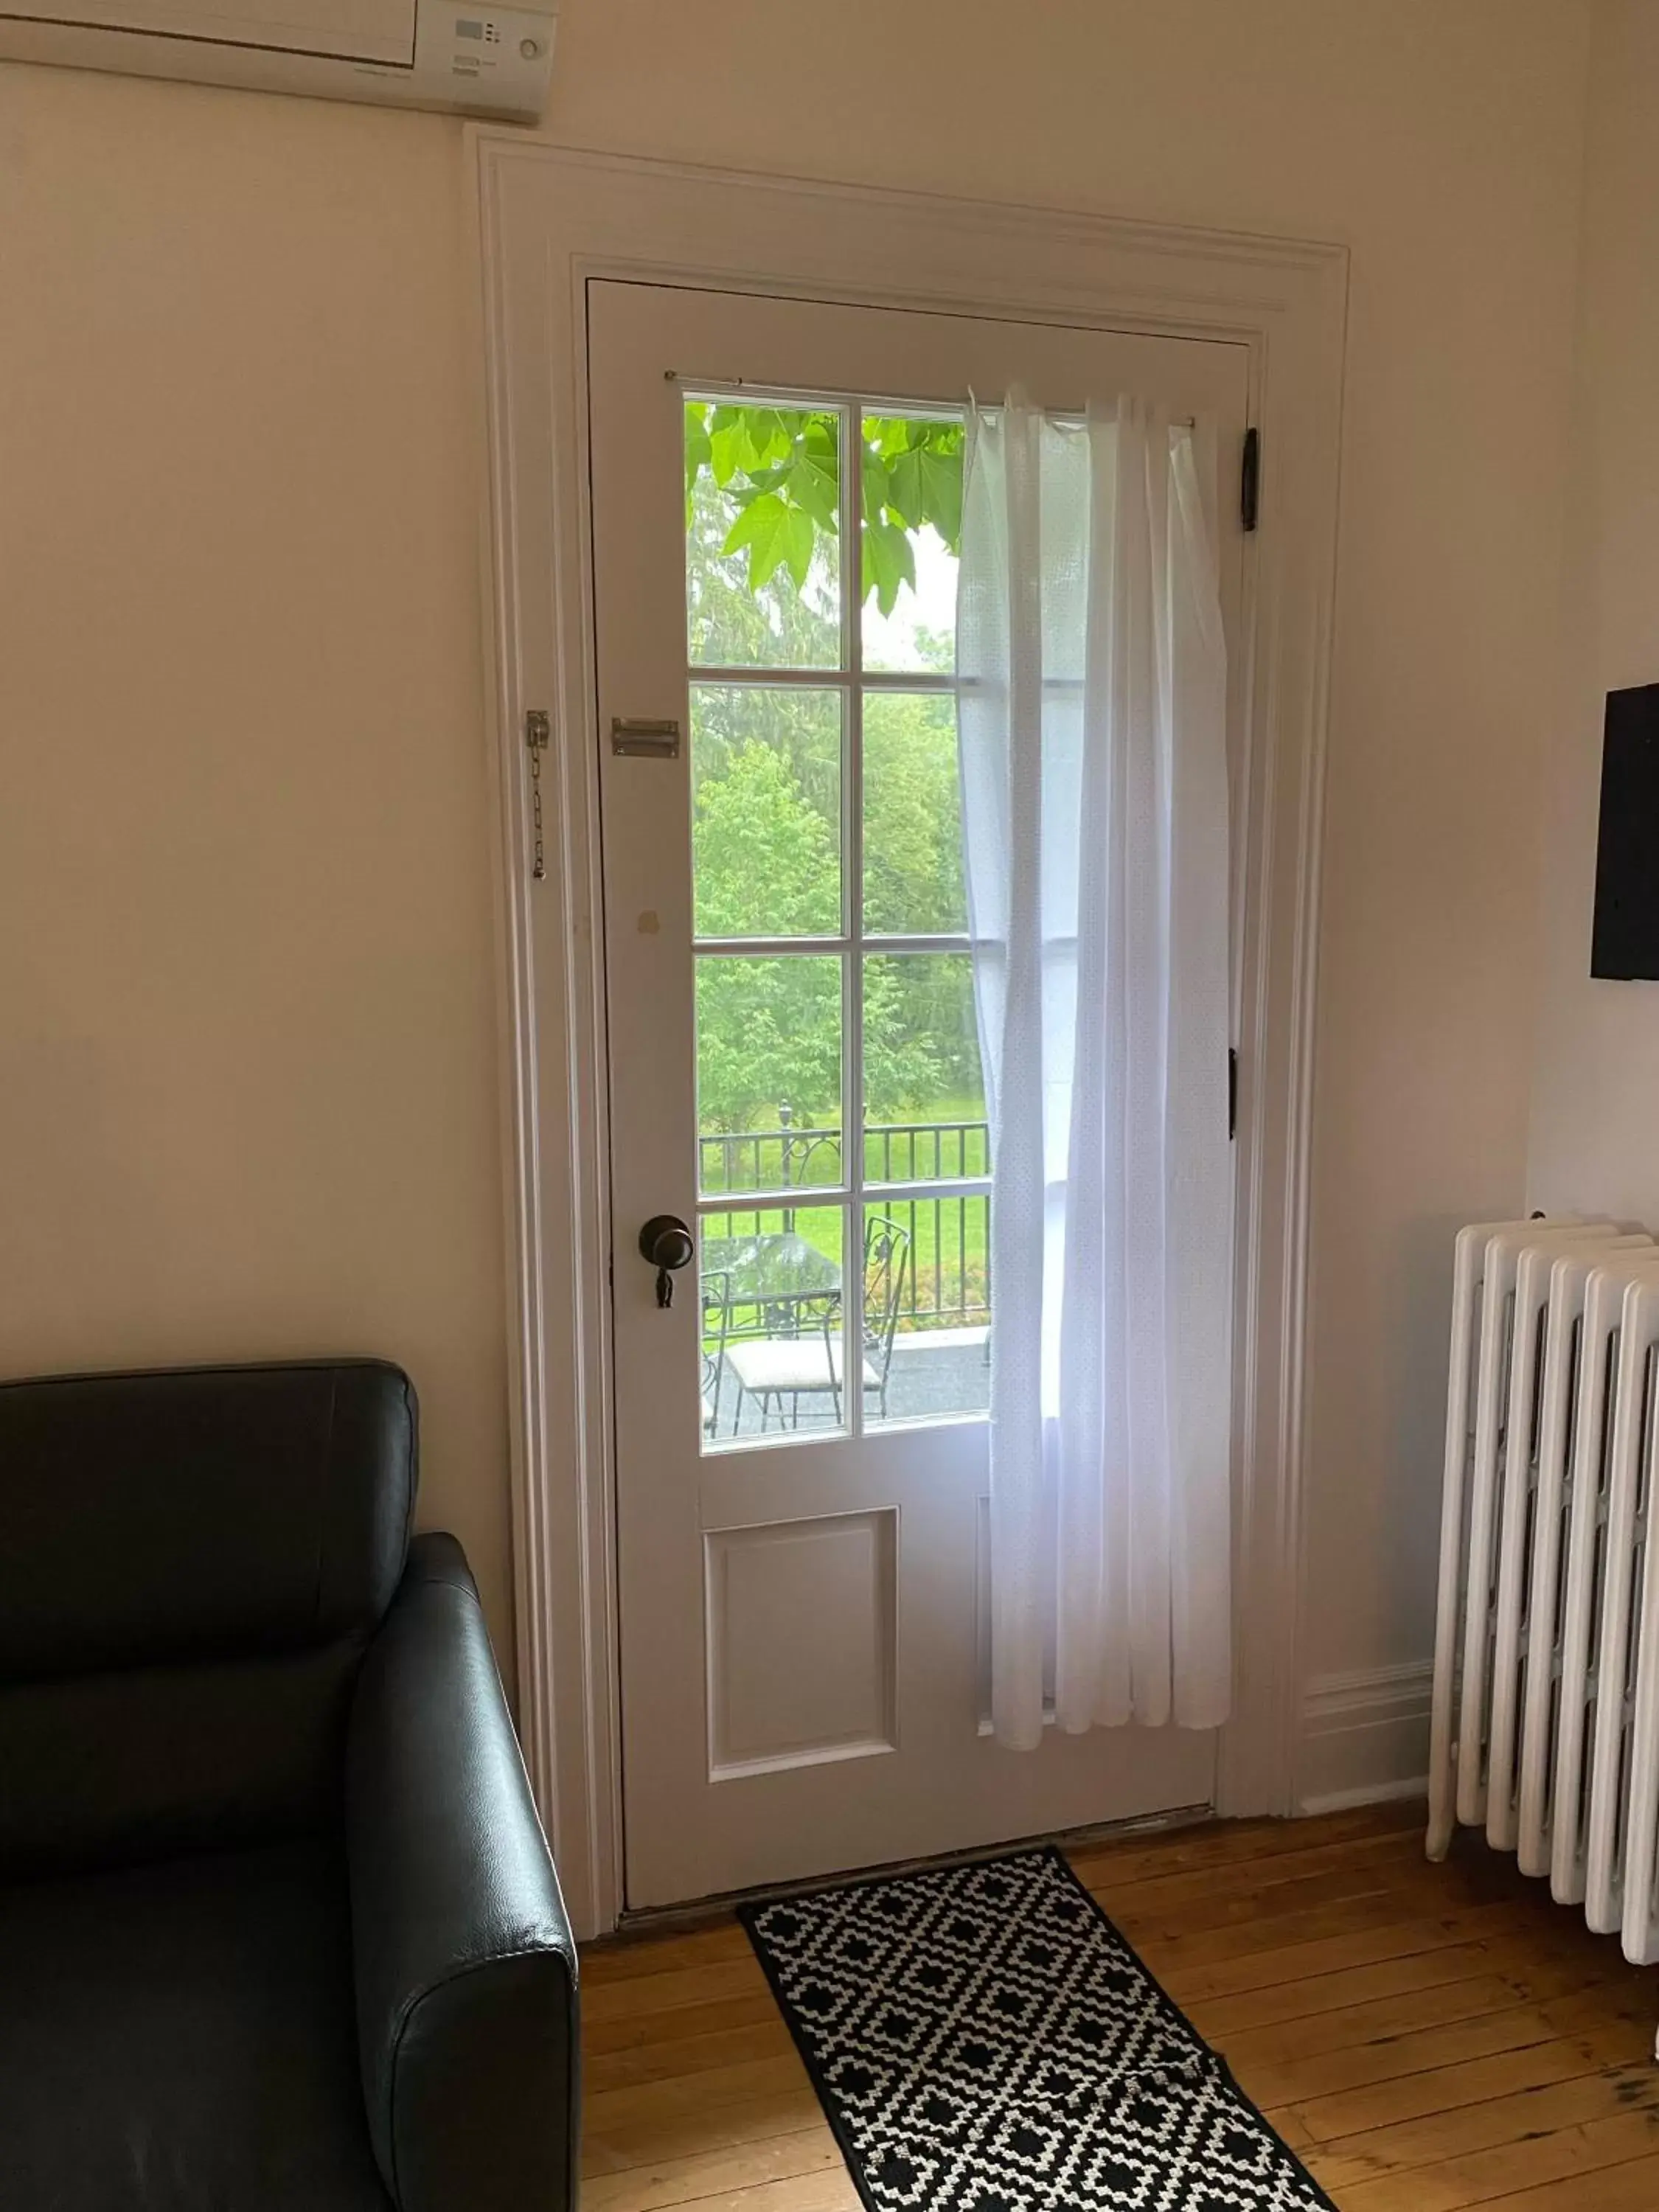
[611,717,681,759]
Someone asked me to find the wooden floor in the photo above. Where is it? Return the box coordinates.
[578,1802,1659,2211]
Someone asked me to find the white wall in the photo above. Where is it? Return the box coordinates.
[0,70,513,1650]
[1528,1,1659,1234]
[0,1,1597,1767]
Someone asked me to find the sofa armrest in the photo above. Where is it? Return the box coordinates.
[346,1532,577,2212]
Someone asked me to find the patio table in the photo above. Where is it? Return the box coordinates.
[700,1231,841,1338]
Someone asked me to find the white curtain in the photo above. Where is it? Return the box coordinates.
[956,389,1234,1751]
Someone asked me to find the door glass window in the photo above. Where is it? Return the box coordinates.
[859,413,961,675]
[699,1206,846,1444]
[690,687,843,939]
[861,694,967,936]
[686,405,841,671]
[695,957,843,1194]
[686,395,991,1452]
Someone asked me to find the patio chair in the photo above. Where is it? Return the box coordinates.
[726,1217,911,1432]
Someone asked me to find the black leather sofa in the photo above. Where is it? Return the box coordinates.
[0,1359,577,2212]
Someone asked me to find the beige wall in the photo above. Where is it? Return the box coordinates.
[0,70,513,1647]
[0,1,1596,1728]
[1528,1,1659,1231]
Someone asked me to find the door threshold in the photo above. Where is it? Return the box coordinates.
[605,1801,1217,1945]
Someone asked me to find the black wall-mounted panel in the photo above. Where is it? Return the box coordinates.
[1591,682,1659,981]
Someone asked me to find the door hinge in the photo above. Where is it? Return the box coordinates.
[1241,428,1260,534]
[526,709,550,882]
[1228,1048,1238,1140]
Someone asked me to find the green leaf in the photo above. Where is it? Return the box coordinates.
[709,410,747,488]
[782,504,816,591]
[866,415,913,458]
[785,448,839,529]
[745,408,788,468]
[737,462,791,498]
[919,444,963,549]
[886,446,925,529]
[862,518,916,616]
[860,448,889,528]
[722,491,796,594]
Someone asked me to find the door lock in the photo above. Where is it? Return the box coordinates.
[612,717,681,759]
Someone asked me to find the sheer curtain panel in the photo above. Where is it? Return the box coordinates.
[957,391,1233,1752]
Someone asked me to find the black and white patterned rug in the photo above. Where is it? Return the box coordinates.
[739,1846,1335,2212]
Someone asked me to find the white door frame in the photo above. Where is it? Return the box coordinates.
[473,137,1348,1940]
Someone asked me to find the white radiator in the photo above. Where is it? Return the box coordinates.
[1427,1217,1659,2053]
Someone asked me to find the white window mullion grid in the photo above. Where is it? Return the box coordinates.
[684,400,872,1434]
[694,664,956,695]
[695,1178,989,1211]
[685,398,1009,1430]
[842,403,866,1439]
[695,933,1077,956]
[693,933,970,958]
[694,665,1084,700]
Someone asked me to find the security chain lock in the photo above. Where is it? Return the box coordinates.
[526,709,550,881]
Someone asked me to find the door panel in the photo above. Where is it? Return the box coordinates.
[591,278,1248,1907]
[706,1509,897,1776]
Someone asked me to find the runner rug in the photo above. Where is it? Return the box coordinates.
[738,1845,1337,2212]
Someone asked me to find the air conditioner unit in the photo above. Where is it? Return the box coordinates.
[0,2,557,120]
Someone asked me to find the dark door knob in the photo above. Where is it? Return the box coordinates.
[639,1214,695,1307]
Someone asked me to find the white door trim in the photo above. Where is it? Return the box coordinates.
[473,136,1348,1939]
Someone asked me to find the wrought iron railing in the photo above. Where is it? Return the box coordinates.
[698,1110,990,1332]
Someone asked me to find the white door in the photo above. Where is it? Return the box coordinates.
[591,279,1248,1909]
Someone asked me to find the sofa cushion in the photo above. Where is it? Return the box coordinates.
[0,1840,392,2211]
[0,1643,361,1877]
[0,1360,416,1681]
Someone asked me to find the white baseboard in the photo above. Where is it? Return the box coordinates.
[1297,1660,1432,1815]
[1298,1773,1430,1817]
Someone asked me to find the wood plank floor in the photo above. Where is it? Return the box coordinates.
[578,1803,1659,2211]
